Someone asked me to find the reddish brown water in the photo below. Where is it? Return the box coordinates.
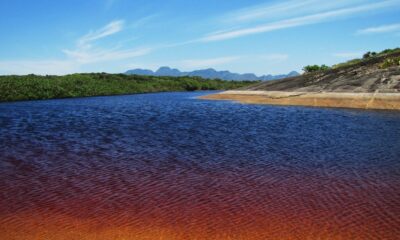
[1,92,400,239]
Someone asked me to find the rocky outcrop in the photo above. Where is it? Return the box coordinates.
[242,52,400,93]
[201,51,400,110]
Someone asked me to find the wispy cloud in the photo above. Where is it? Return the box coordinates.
[66,20,152,65]
[128,14,160,29]
[0,20,152,75]
[63,47,151,64]
[202,0,400,42]
[78,20,124,47]
[180,56,241,69]
[356,23,400,35]
[221,0,359,23]
[332,52,363,58]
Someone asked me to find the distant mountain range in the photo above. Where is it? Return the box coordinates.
[125,66,299,81]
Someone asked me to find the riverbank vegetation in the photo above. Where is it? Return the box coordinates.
[0,73,256,102]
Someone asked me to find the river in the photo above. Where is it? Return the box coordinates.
[1,91,399,239]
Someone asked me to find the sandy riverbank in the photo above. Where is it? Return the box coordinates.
[200,90,400,110]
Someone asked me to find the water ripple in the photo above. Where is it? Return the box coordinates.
[1,92,400,239]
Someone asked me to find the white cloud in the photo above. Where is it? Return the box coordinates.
[222,0,360,23]
[0,20,152,75]
[356,23,400,35]
[63,47,151,64]
[78,20,124,47]
[128,14,159,29]
[67,19,153,64]
[179,56,241,69]
[202,0,400,42]
[332,52,363,58]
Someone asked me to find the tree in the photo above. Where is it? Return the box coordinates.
[320,64,330,71]
[363,51,378,59]
[303,65,330,73]
[303,65,321,73]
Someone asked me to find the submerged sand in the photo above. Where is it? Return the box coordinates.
[200,90,400,110]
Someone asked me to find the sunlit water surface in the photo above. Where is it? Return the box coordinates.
[1,91,400,240]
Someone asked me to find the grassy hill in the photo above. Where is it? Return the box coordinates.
[0,73,256,102]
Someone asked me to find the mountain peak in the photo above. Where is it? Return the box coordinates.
[157,66,172,71]
[126,67,299,81]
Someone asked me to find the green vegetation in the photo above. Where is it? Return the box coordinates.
[331,58,363,69]
[0,73,255,102]
[380,48,400,55]
[379,57,400,69]
[303,64,330,73]
[332,47,400,69]
[363,51,377,59]
[302,47,400,73]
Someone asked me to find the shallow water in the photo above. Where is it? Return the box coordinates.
[1,91,400,240]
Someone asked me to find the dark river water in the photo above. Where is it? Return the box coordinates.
[1,91,400,240]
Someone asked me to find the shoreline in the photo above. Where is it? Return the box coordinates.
[199,90,400,110]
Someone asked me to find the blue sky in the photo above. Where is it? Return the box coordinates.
[0,0,399,75]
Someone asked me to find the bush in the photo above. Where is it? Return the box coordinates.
[363,52,371,59]
[379,57,400,69]
[363,51,377,59]
[303,64,330,73]
[379,48,400,55]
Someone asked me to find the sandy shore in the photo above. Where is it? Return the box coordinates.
[200,90,400,110]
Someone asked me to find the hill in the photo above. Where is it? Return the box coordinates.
[201,48,400,110]
[243,50,400,93]
[126,66,299,81]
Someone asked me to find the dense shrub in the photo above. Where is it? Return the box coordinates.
[363,51,377,59]
[379,48,400,55]
[303,64,330,73]
[0,73,256,102]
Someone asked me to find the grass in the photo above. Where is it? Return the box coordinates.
[331,58,364,69]
[0,73,256,102]
[379,57,400,69]
[332,47,400,69]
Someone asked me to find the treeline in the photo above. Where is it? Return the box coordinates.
[0,73,256,102]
